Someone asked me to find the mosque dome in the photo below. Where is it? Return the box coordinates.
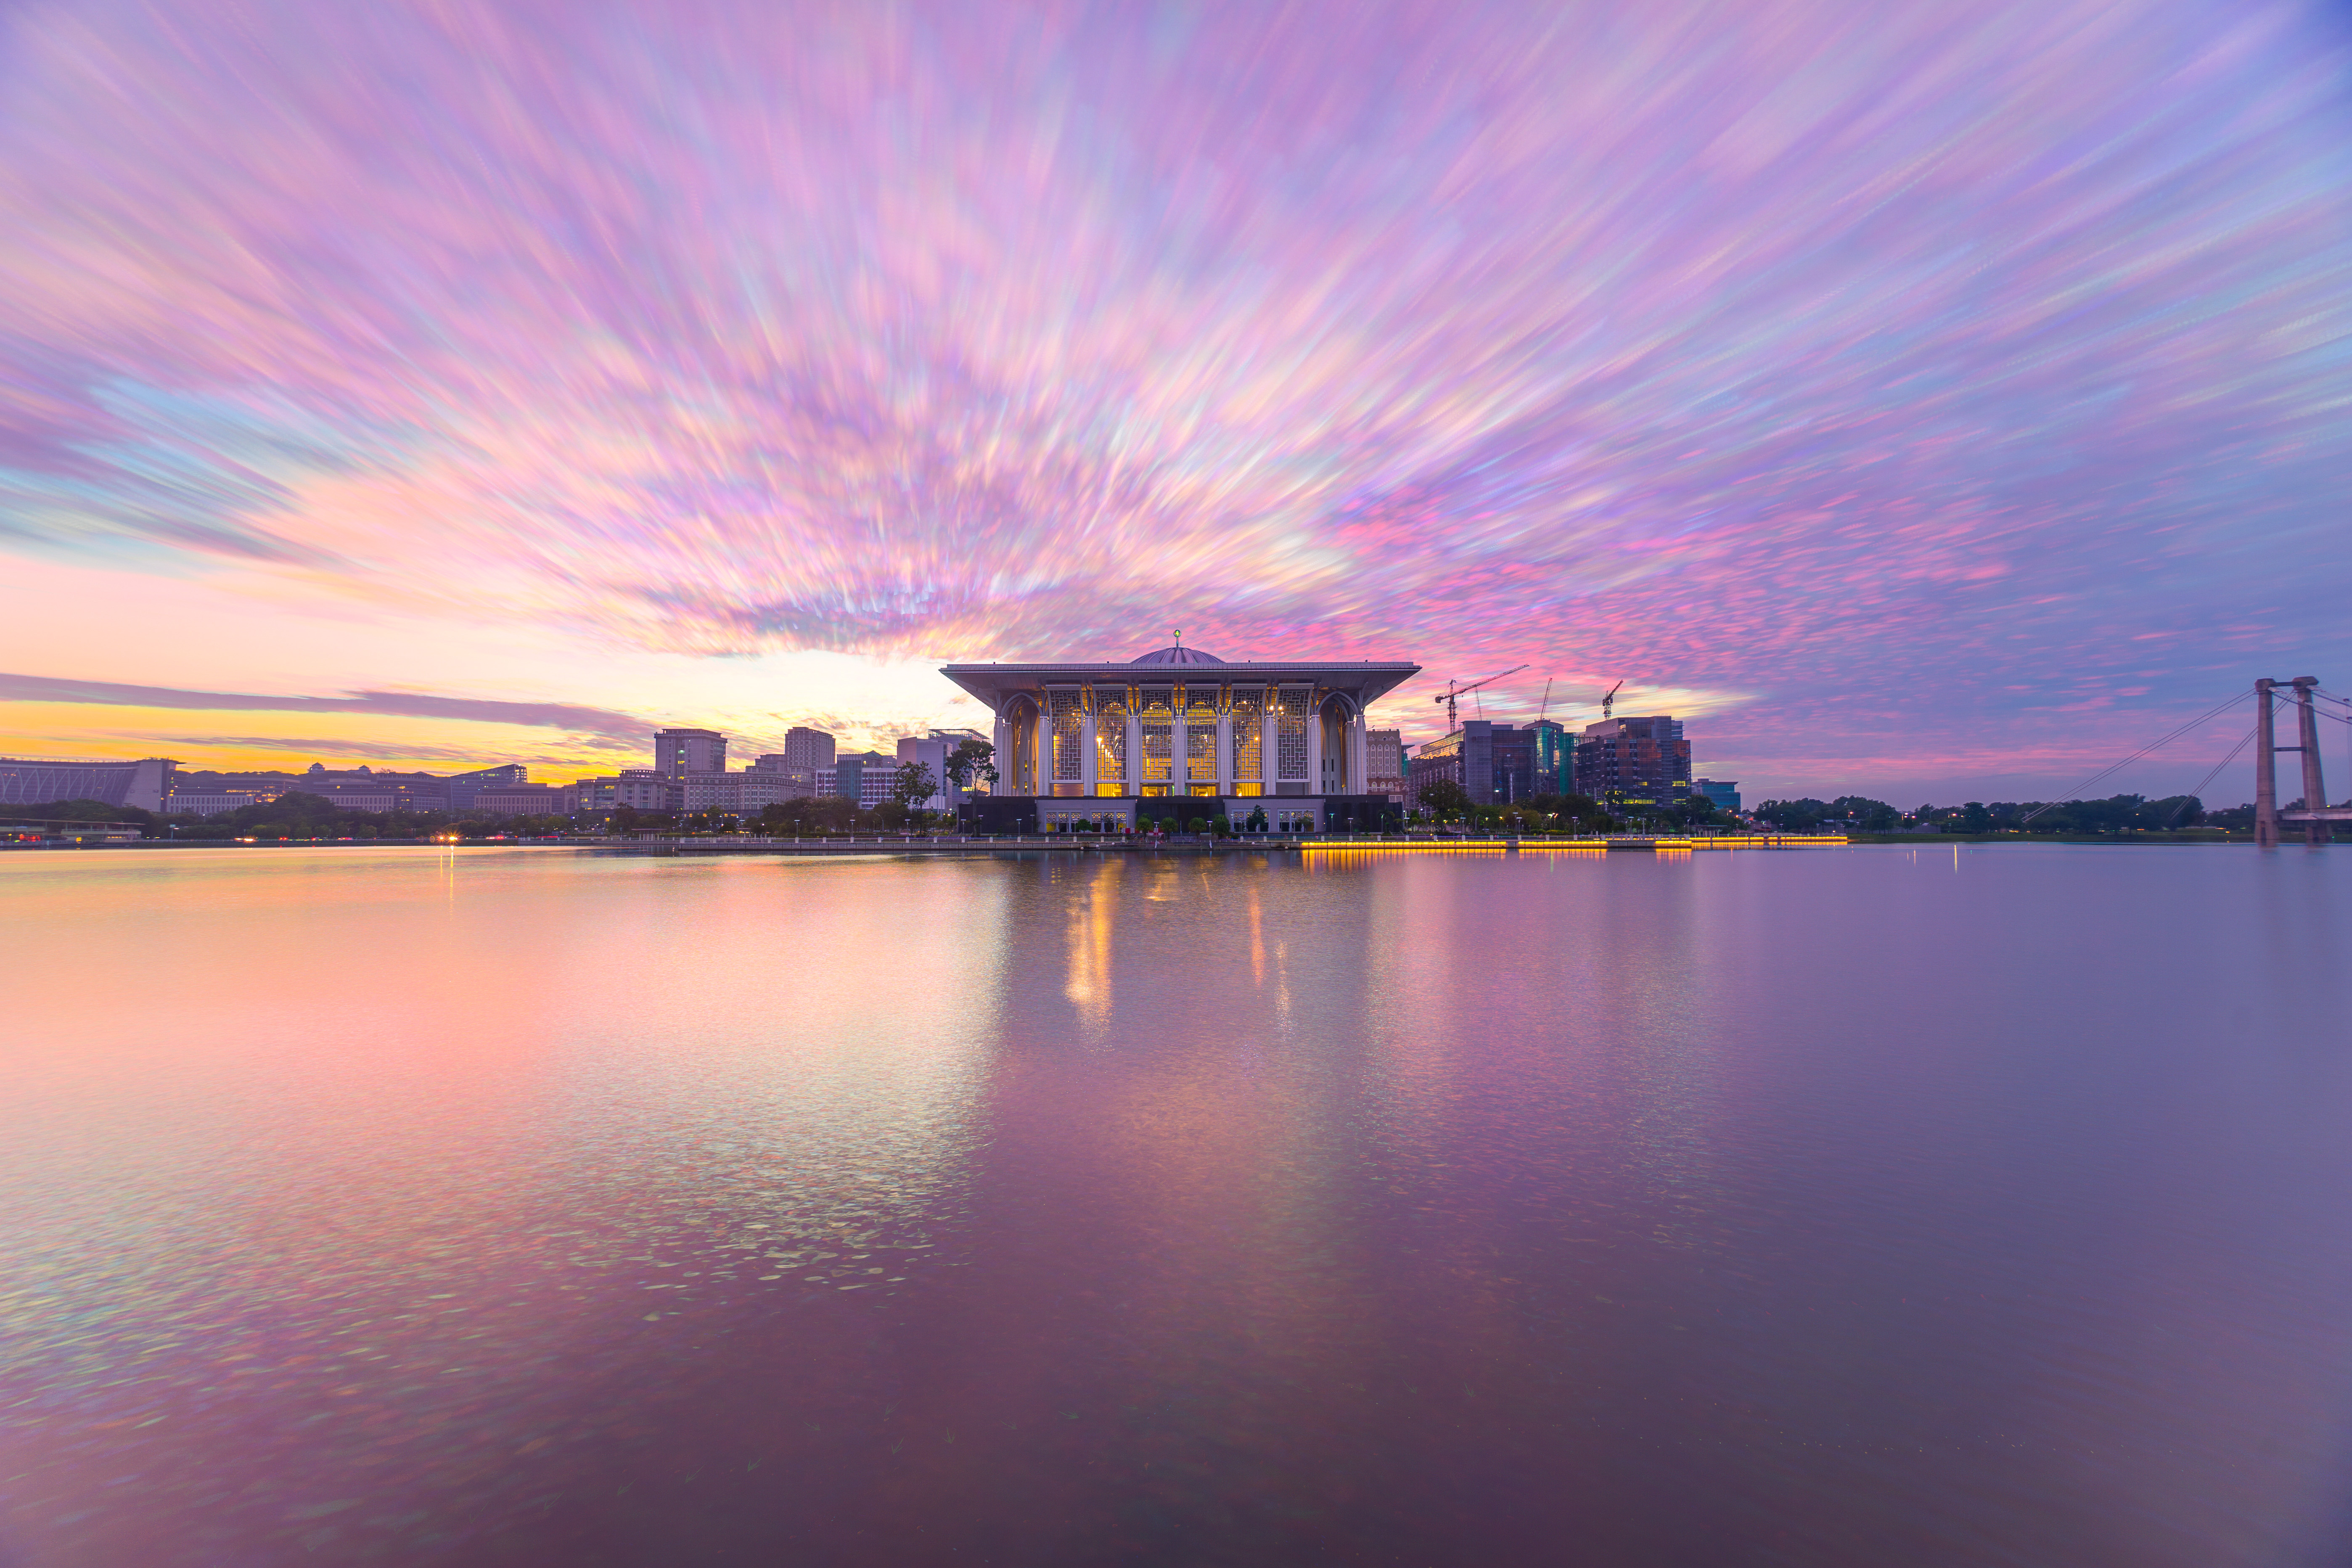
[1130,644,1225,666]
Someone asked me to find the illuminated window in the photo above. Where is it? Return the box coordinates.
[1139,685,1172,783]
[1229,687,1264,788]
[1094,687,1129,794]
[1276,688,1310,780]
[1181,684,1217,785]
[1049,689,1084,784]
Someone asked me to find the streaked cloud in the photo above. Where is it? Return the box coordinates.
[0,1,2345,795]
[0,673,649,740]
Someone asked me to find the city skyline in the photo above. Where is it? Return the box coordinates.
[2,3,2347,801]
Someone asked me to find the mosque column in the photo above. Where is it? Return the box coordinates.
[1216,702,1233,795]
[1125,712,1142,797]
[1349,708,1368,795]
[1080,701,1097,795]
[1262,707,1278,793]
[992,706,1009,793]
[1307,693,1324,796]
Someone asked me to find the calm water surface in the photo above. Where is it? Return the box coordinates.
[3,844,2349,1566]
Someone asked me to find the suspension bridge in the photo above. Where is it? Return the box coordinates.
[2034,676,2349,848]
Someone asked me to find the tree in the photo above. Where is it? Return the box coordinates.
[886,761,939,827]
[1672,793,1720,830]
[941,740,997,794]
[1418,778,1471,821]
[1755,798,1831,831]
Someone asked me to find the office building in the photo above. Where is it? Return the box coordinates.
[1529,719,1574,796]
[939,641,1416,832]
[746,756,822,799]
[283,767,455,812]
[781,727,836,771]
[654,728,728,779]
[570,771,676,813]
[1409,721,1548,808]
[162,788,270,817]
[1407,737,1461,810]
[475,784,578,815]
[447,764,527,809]
[832,751,897,809]
[680,769,796,814]
[1696,778,1741,813]
[1366,730,1405,801]
[1573,716,1693,808]
[0,755,178,813]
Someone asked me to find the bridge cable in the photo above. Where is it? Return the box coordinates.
[2021,689,2249,824]
[2169,724,2258,827]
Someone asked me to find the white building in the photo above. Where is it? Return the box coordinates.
[164,789,272,817]
[938,642,1418,830]
[680,769,796,814]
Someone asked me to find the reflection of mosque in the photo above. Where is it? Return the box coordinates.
[941,642,1419,831]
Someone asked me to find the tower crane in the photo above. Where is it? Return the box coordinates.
[1537,678,1554,725]
[1600,680,1624,721]
[1434,665,1528,732]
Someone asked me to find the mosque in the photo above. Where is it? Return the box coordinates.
[939,640,1419,832]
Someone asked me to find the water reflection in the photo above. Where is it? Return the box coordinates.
[3,846,2349,1565]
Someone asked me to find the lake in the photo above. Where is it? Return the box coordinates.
[3,844,2348,1565]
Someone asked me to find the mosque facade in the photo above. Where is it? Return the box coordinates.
[939,643,1419,831]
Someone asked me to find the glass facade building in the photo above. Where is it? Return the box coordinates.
[1572,716,1694,808]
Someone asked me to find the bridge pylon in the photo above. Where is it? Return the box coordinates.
[2254,677,2332,848]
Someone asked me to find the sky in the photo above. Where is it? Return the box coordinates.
[2,0,2347,803]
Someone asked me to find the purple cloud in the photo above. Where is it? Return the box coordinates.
[0,0,2344,782]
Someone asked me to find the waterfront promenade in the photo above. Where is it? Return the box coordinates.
[3,832,1850,854]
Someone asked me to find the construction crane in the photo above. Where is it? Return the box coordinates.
[1600,680,1624,721]
[1537,678,1554,725]
[1434,665,1527,732]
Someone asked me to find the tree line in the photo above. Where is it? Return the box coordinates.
[1409,781,1731,833]
[1751,793,2217,834]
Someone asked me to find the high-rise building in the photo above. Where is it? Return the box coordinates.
[782,727,836,771]
[1573,717,1692,808]
[0,755,178,812]
[654,728,728,779]
[1696,778,1741,813]
[1529,719,1574,796]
